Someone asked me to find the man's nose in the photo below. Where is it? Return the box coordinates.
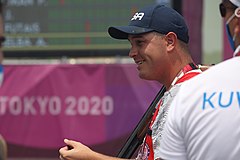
[129,47,138,58]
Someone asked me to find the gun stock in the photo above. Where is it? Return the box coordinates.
[117,86,166,158]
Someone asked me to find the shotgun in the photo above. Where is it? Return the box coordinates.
[117,86,166,158]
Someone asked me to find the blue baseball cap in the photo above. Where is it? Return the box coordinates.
[229,0,240,7]
[108,4,189,43]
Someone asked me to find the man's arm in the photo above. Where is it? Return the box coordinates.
[59,139,134,160]
[59,87,166,160]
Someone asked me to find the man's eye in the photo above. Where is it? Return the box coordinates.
[136,40,144,46]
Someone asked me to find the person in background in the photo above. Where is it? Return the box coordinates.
[222,0,240,56]
[0,135,7,160]
[59,4,203,160]
[0,0,5,87]
[157,0,240,159]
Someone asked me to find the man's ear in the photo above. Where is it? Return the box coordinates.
[234,8,240,38]
[234,7,240,18]
[165,32,177,51]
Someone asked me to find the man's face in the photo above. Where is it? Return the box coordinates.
[220,0,236,19]
[128,32,169,83]
[220,0,240,48]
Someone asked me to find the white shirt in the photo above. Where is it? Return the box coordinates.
[136,85,183,160]
[152,84,181,159]
[158,56,240,160]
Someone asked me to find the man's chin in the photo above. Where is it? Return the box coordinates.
[138,73,151,80]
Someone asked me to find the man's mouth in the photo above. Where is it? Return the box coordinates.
[136,60,144,65]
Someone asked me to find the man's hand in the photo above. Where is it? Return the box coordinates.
[59,139,130,160]
[59,139,93,160]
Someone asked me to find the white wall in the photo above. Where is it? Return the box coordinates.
[202,0,223,64]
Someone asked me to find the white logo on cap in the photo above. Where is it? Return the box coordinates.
[131,12,145,21]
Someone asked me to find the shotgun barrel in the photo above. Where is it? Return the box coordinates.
[117,86,166,158]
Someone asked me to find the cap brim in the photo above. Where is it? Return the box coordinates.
[108,26,153,39]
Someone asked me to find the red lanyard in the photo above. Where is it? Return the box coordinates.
[170,63,198,87]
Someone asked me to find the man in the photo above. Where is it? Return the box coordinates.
[0,0,5,87]
[59,4,202,160]
[157,0,240,159]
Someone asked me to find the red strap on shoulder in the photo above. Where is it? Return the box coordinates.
[176,72,200,84]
